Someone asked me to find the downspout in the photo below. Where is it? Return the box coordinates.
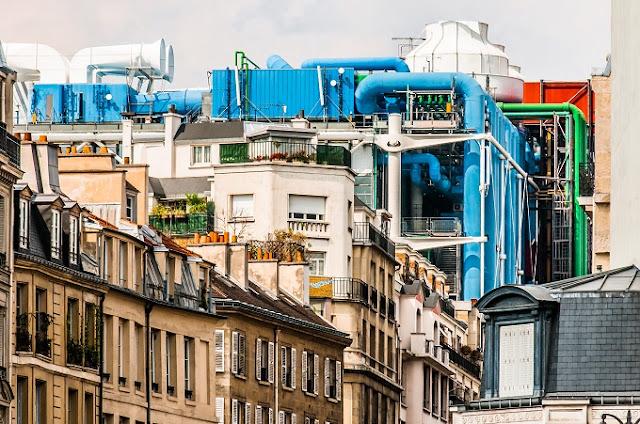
[99,293,105,424]
[497,102,588,276]
[145,301,154,424]
[274,327,280,418]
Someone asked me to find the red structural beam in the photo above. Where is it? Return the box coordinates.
[523,81,595,125]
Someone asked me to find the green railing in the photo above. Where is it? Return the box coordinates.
[220,141,351,167]
[149,213,211,235]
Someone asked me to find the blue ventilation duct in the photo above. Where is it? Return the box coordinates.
[130,89,207,115]
[266,54,293,70]
[301,57,410,73]
[403,153,452,194]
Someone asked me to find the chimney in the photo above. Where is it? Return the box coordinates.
[188,241,249,289]
[163,110,182,178]
[19,134,61,194]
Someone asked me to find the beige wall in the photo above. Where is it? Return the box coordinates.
[592,76,611,271]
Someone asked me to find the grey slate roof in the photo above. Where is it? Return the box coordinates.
[149,177,210,199]
[173,121,244,141]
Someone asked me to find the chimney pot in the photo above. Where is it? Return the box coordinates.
[82,146,91,153]
[99,146,108,154]
[124,156,130,164]
[38,135,47,142]
[70,146,78,154]
[23,132,32,141]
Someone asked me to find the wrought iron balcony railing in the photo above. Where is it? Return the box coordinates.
[220,141,351,167]
[579,162,595,197]
[353,222,395,257]
[0,124,20,168]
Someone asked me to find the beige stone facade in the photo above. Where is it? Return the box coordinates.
[591,75,611,271]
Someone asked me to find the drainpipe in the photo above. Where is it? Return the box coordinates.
[498,156,507,287]
[145,301,154,424]
[274,327,280,417]
[479,140,487,295]
[99,293,105,424]
[497,102,588,276]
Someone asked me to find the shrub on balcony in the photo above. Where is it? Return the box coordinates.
[67,338,84,366]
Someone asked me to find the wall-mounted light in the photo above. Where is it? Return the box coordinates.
[105,93,113,101]
[330,80,337,87]
[338,67,345,75]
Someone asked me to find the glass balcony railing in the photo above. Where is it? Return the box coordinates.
[220,141,351,167]
[149,213,211,235]
[401,217,462,237]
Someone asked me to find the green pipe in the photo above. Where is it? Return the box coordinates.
[497,102,588,278]
[503,112,571,117]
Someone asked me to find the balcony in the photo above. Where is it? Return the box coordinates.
[220,141,351,167]
[149,213,212,236]
[287,218,328,234]
[405,333,450,368]
[402,217,462,237]
[444,345,481,379]
[579,162,595,197]
[353,222,395,258]
[16,314,31,352]
[331,277,369,305]
[248,240,306,261]
[0,123,20,167]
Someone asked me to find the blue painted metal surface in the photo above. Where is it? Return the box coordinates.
[357,72,527,300]
[31,83,135,123]
[266,55,293,70]
[130,89,207,116]
[209,68,355,120]
[301,57,410,73]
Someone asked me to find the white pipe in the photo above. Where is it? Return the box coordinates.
[22,132,163,142]
[317,66,325,107]
[516,174,524,284]
[479,139,486,295]
[2,43,69,83]
[486,134,538,190]
[388,113,402,239]
[499,156,507,287]
[234,66,242,108]
[317,132,365,141]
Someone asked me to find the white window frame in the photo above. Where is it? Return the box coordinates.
[19,198,29,249]
[231,194,254,219]
[125,194,136,222]
[184,337,191,391]
[288,195,326,221]
[307,252,325,277]
[69,216,78,265]
[118,322,123,379]
[191,145,211,165]
[51,209,61,259]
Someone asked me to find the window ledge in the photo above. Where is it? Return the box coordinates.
[304,391,318,398]
[185,399,197,407]
[234,374,247,381]
[152,392,163,399]
[258,380,271,387]
[327,397,339,404]
[189,163,213,169]
[282,386,295,392]
[167,395,178,403]
[229,218,255,223]
[118,386,130,394]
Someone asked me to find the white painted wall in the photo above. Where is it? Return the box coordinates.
[611,0,640,267]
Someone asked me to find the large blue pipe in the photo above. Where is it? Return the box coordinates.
[301,57,410,73]
[130,89,207,115]
[266,54,293,70]
[356,72,487,300]
[403,153,452,193]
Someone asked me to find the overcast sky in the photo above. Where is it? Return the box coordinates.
[3,0,610,89]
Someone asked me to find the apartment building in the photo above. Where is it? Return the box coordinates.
[0,45,15,132]
[12,187,106,424]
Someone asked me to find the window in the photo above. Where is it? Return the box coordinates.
[17,376,27,424]
[35,288,50,356]
[431,369,439,414]
[69,215,79,265]
[369,325,376,367]
[184,337,194,399]
[134,324,144,387]
[302,350,319,394]
[119,242,127,287]
[84,304,98,368]
[232,331,246,376]
[324,358,341,400]
[51,209,61,259]
[216,398,225,424]
[35,380,47,424]
[214,329,224,373]
[423,365,430,410]
[370,288,378,310]
[255,338,274,383]
[126,195,136,222]
[166,333,176,395]
[103,237,112,281]
[118,322,125,386]
[231,194,254,219]
[19,198,29,249]
[151,329,160,392]
[191,145,211,165]
[440,374,448,418]
[371,390,379,424]
[255,406,273,424]
[307,252,325,276]
[378,330,385,370]
[387,335,394,371]
[68,388,79,424]
[288,195,325,221]
[231,399,251,424]
[499,323,534,397]
[278,411,296,424]
[85,393,94,424]
[67,298,81,365]
[380,294,387,317]
[281,345,296,389]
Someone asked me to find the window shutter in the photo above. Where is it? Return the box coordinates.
[292,414,297,424]
[215,330,225,372]
[255,406,262,424]
[268,408,274,424]
[239,333,246,375]
[279,411,285,424]
[313,354,319,395]
[314,420,319,424]
[232,331,239,374]
[324,358,330,397]
[268,341,275,383]
[216,397,225,424]
[232,399,239,424]
[301,351,308,392]
[256,338,262,380]
[245,402,251,424]
[499,323,534,397]
[281,346,287,386]
[291,348,296,389]
[336,361,342,401]
[305,417,310,424]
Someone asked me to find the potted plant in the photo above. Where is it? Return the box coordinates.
[270,152,289,161]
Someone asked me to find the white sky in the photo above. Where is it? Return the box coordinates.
[3,0,610,89]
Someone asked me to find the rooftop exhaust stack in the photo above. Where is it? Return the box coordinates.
[69,39,173,83]
[404,21,524,102]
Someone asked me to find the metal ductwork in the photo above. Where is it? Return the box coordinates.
[266,55,293,70]
[2,43,69,82]
[301,57,410,73]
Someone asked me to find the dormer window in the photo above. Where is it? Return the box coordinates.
[69,216,79,265]
[19,198,29,249]
[51,209,61,260]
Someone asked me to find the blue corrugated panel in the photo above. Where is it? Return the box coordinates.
[31,84,133,123]
[210,68,355,120]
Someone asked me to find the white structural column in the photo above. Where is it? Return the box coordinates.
[388,113,403,238]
